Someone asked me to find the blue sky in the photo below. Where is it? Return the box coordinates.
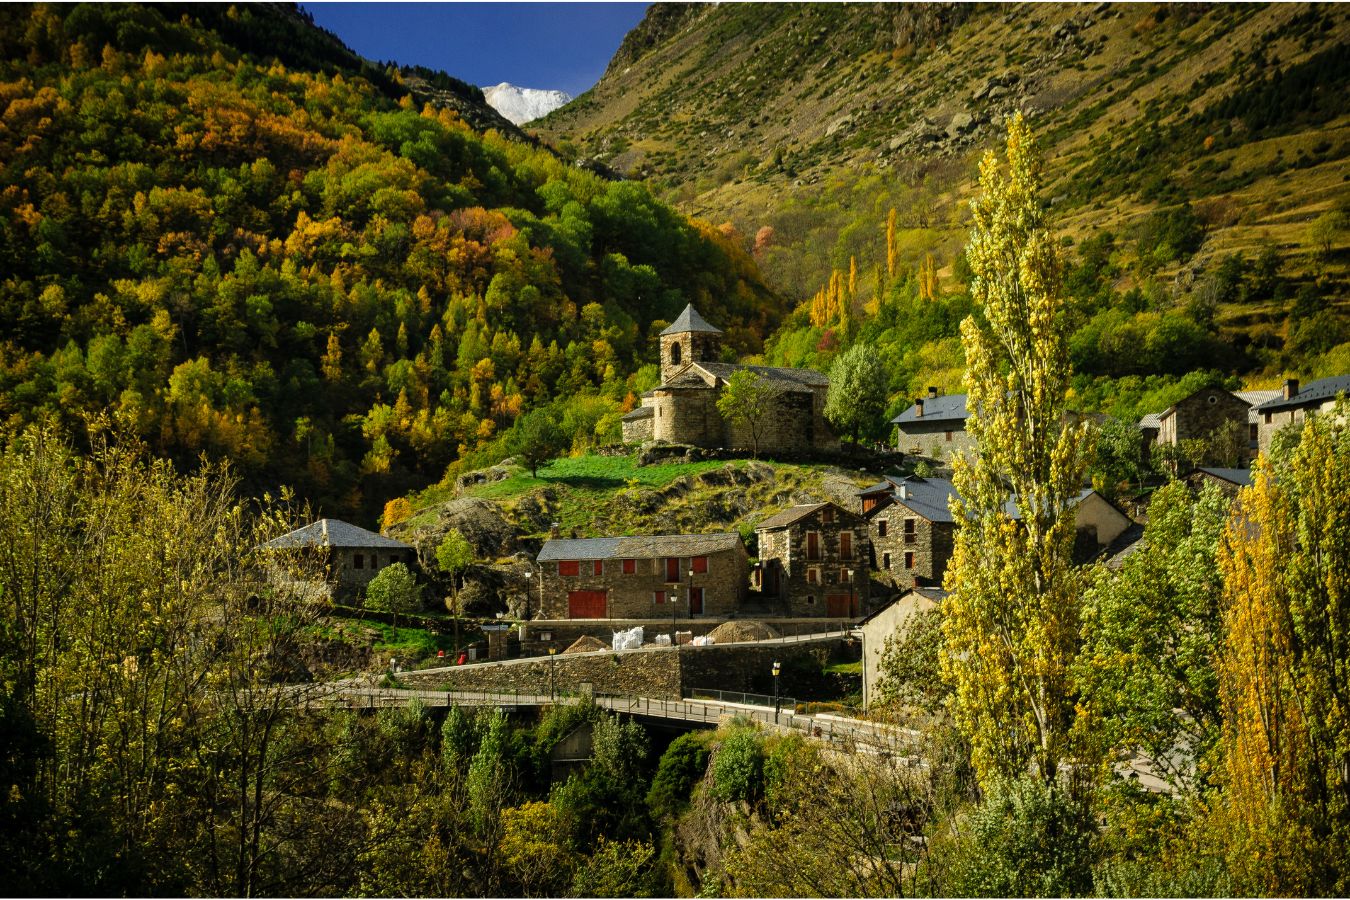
[302,2,650,97]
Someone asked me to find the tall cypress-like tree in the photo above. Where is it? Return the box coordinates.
[940,114,1095,790]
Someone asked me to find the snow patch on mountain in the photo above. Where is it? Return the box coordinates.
[482,82,572,125]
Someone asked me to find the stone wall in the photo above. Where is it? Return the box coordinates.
[868,505,953,588]
[725,386,838,454]
[398,635,851,702]
[660,332,721,382]
[538,545,748,620]
[652,386,723,446]
[757,505,872,617]
[894,422,977,460]
[518,617,848,655]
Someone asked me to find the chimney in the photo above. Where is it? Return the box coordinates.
[897,483,909,501]
[914,399,924,417]
[549,522,561,539]
[928,386,939,399]
[1283,378,1299,401]
[320,519,329,544]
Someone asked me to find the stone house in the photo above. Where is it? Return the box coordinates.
[1139,385,1255,470]
[260,518,417,601]
[1252,376,1350,454]
[1187,466,1253,496]
[860,476,1132,589]
[625,304,838,453]
[535,532,748,620]
[753,502,871,618]
[890,388,975,459]
[858,587,945,710]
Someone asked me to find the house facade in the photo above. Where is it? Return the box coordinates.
[1253,376,1350,454]
[624,304,839,453]
[859,587,945,710]
[535,533,748,620]
[890,389,975,459]
[260,518,417,601]
[1139,385,1263,470]
[753,502,871,617]
[860,476,1132,589]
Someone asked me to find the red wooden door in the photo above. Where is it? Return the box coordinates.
[666,557,680,582]
[826,594,852,617]
[689,587,704,615]
[567,590,607,619]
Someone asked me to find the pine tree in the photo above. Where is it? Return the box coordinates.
[886,208,899,278]
[940,114,1095,790]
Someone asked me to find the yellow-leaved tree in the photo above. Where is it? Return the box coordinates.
[940,113,1095,790]
[1216,403,1350,895]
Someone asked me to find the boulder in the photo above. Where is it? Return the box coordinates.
[946,111,973,137]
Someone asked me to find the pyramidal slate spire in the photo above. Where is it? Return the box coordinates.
[660,303,722,335]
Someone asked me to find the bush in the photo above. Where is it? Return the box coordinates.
[646,731,714,821]
[936,776,1096,898]
[710,728,764,804]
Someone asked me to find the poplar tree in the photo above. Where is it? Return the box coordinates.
[940,114,1095,789]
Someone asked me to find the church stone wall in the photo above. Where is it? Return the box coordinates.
[653,388,724,446]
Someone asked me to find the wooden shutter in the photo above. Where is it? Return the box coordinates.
[567,590,607,619]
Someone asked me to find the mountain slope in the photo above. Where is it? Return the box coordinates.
[539,3,1349,307]
[0,2,784,522]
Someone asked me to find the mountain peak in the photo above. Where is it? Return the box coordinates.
[482,82,573,125]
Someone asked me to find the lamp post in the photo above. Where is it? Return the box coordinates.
[772,660,782,723]
[670,585,678,647]
[549,646,557,700]
[523,570,532,621]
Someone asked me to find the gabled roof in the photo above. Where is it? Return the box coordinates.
[660,304,722,336]
[621,406,654,421]
[864,477,1105,524]
[1236,390,1281,425]
[755,503,831,531]
[262,519,413,551]
[1195,466,1253,487]
[698,361,830,389]
[856,586,948,627]
[1253,375,1350,413]
[859,475,907,496]
[537,532,742,562]
[891,393,968,425]
[1138,411,1164,430]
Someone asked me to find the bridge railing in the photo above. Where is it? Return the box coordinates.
[688,688,797,712]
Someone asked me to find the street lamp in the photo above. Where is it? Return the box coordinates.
[523,570,532,621]
[670,586,678,646]
[772,660,782,722]
[549,645,557,700]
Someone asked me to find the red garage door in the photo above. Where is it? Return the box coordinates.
[568,590,608,619]
[826,594,853,618]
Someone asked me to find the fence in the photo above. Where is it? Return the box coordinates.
[688,687,797,712]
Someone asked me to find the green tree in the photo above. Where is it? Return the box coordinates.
[364,561,422,631]
[436,528,474,648]
[941,114,1095,790]
[715,369,780,458]
[510,407,567,477]
[823,343,888,444]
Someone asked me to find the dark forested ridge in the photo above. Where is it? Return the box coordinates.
[0,2,784,521]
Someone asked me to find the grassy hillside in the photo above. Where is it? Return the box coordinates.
[537,3,1350,347]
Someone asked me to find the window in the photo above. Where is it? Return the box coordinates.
[1264,412,1272,424]
[622,558,636,575]
[840,568,853,583]
[945,431,953,442]
[806,531,821,560]
[354,553,364,570]
[665,557,680,582]
[558,560,580,576]
[840,531,853,560]
[1249,423,1258,442]
[904,551,915,569]
[593,559,603,576]
[806,595,816,606]
[692,555,708,574]
[1207,394,1218,405]
[807,567,820,585]
[904,518,917,544]
[882,552,891,569]
[877,520,888,537]
[653,590,666,604]
[822,507,834,524]
[670,342,682,365]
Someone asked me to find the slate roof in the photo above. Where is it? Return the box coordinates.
[1104,524,1146,571]
[754,503,831,530]
[699,361,830,389]
[1253,376,1350,413]
[621,406,654,421]
[660,304,722,336]
[537,532,742,562]
[1235,390,1281,423]
[1195,467,1253,487]
[862,477,1100,523]
[262,519,413,550]
[1138,411,1164,430]
[856,586,949,626]
[891,393,968,425]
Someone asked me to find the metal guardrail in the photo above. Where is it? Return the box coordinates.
[688,688,797,712]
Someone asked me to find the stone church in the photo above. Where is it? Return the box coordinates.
[621,304,838,453]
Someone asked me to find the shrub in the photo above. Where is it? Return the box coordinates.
[710,728,764,804]
[646,731,714,821]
